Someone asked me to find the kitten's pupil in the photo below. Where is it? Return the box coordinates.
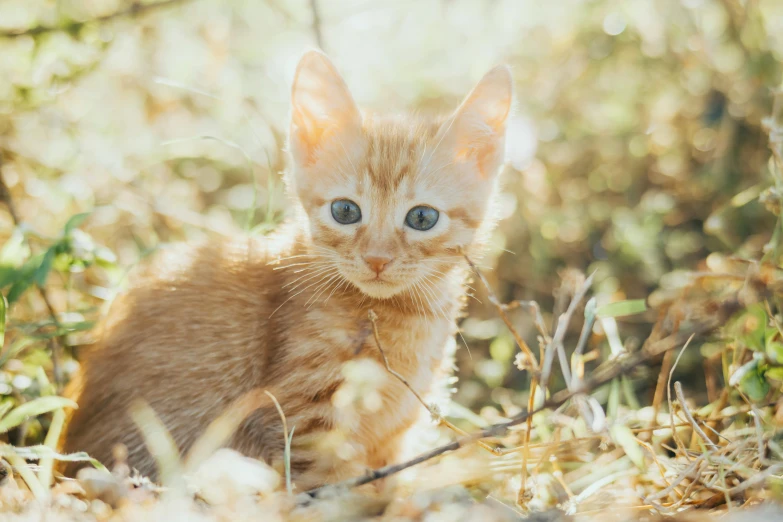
[405,205,439,231]
[331,199,361,224]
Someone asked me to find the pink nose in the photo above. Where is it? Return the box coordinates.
[364,255,393,274]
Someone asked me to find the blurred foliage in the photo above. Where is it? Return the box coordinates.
[0,0,782,459]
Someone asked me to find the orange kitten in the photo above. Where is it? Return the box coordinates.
[61,51,513,489]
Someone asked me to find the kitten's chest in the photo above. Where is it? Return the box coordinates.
[348,313,454,446]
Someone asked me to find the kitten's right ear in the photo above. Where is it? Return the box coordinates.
[289,51,362,166]
[436,65,513,179]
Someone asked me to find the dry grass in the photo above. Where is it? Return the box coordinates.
[1,1,783,520]
[1,253,783,521]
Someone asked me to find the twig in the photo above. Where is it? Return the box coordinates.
[367,310,502,455]
[569,298,596,393]
[265,391,294,496]
[0,159,19,224]
[700,463,783,508]
[674,381,718,450]
[302,328,706,500]
[751,406,773,466]
[502,299,549,341]
[0,154,64,388]
[367,310,429,408]
[668,336,694,453]
[0,0,195,39]
[463,253,537,369]
[541,272,594,391]
[644,454,707,502]
[308,0,325,50]
[651,350,673,427]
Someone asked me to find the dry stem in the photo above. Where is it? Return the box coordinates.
[0,0,195,39]
[463,253,538,368]
[0,154,64,388]
[367,310,502,455]
[303,328,706,501]
[674,381,718,451]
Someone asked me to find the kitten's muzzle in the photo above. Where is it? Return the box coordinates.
[363,255,394,275]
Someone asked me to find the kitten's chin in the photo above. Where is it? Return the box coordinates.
[353,279,404,299]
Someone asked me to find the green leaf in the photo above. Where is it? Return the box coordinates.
[730,356,762,386]
[765,366,783,382]
[63,212,91,235]
[5,252,44,303]
[0,445,106,471]
[732,304,767,351]
[768,341,783,364]
[0,338,35,368]
[740,368,770,402]
[0,265,19,289]
[610,424,645,469]
[0,229,27,265]
[0,401,13,419]
[33,245,57,287]
[0,397,78,433]
[0,293,5,351]
[596,299,647,318]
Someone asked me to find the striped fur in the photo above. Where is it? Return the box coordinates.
[61,51,513,490]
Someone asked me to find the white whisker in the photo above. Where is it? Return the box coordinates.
[306,272,342,308]
[325,277,349,303]
[269,268,340,318]
[283,265,336,291]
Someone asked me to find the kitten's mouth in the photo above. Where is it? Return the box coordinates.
[352,275,405,299]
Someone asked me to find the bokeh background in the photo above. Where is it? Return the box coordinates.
[0,0,782,447]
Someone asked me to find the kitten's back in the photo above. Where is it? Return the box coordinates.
[61,234,291,475]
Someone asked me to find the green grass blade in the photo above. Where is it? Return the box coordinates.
[596,299,647,319]
[0,396,78,433]
[63,212,91,235]
[0,293,5,351]
[38,408,66,489]
[4,449,46,499]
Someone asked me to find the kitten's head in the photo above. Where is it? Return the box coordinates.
[286,51,512,299]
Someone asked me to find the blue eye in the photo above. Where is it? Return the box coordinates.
[405,205,439,231]
[331,199,362,225]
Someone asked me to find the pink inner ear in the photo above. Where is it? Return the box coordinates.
[456,140,500,179]
[292,105,328,166]
[290,55,361,166]
[447,70,512,178]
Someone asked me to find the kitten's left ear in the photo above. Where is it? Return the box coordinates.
[438,65,513,177]
[289,50,362,166]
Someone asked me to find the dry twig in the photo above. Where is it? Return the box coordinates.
[303,327,712,501]
[0,154,65,387]
[674,381,718,451]
[308,0,325,50]
[463,253,538,368]
[0,0,195,39]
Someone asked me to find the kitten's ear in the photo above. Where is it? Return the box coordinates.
[289,50,362,165]
[439,65,513,177]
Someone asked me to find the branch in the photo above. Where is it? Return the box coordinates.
[301,325,713,501]
[0,0,194,39]
[540,272,594,390]
[0,153,64,388]
[0,156,19,224]
[367,310,429,410]
[368,309,505,456]
[308,0,325,50]
[674,381,718,450]
[463,253,538,369]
